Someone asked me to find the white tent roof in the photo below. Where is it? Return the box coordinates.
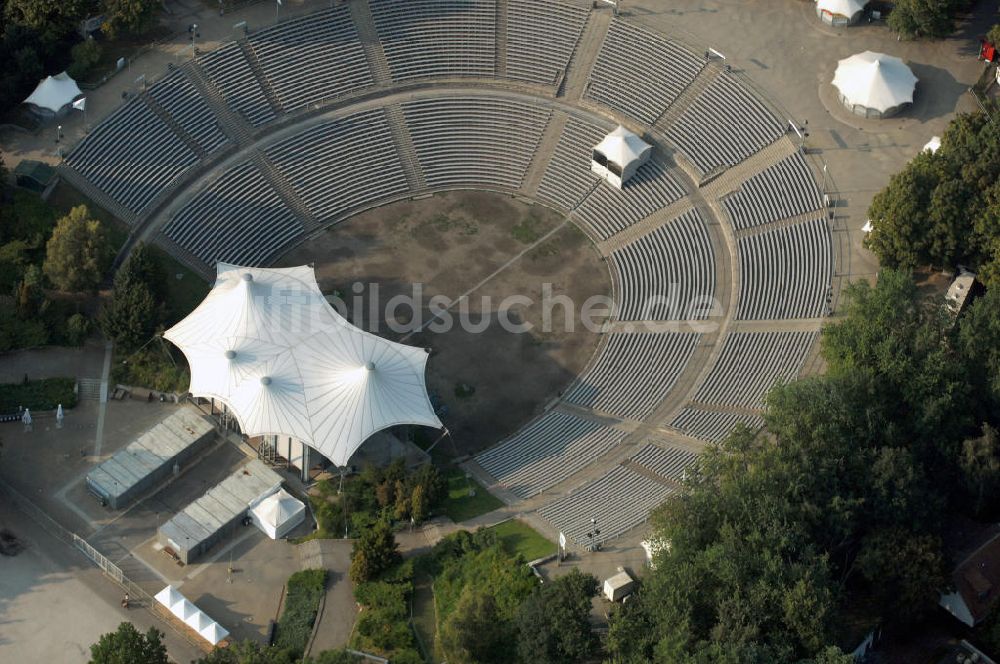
[199,621,229,646]
[832,51,917,113]
[154,586,229,645]
[593,125,651,168]
[251,488,305,537]
[924,136,941,153]
[24,72,82,112]
[816,0,865,18]
[165,264,442,466]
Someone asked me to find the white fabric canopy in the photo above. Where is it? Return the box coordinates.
[24,72,82,113]
[251,488,306,539]
[593,125,651,170]
[165,264,442,466]
[816,0,865,19]
[832,51,917,113]
[923,136,941,153]
[153,586,230,645]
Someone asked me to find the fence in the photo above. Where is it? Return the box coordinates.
[0,478,205,650]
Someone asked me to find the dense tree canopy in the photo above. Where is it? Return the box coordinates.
[866,101,1000,286]
[349,518,399,584]
[888,0,964,39]
[605,268,999,662]
[99,243,160,352]
[515,569,599,664]
[88,622,168,664]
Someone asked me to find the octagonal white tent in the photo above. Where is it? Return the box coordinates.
[832,51,917,118]
[23,72,82,116]
[816,0,866,26]
[165,264,442,467]
[591,125,652,189]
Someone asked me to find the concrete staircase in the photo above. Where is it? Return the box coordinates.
[250,152,321,232]
[700,136,799,199]
[236,39,284,117]
[596,199,696,255]
[558,10,611,101]
[181,62,255,147]
[349,0,392,85]
[519,112,567,197]
[495,0,508,78]
[383,105,426,191]
[141,94,207,160]
[652,62,718,135]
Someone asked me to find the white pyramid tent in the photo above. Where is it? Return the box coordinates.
[923,136,941,153]
[154,585,184,609]
[165,264,442,467]
[23,72,82,115]
[832,51,917,118]
[251,488,306,539]
[591,125,652,189]
[186,610,214,633]
[199,621,230,646]
[816,0,866,26]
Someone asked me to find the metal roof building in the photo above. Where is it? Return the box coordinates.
[157,458,282,564]
[86,408,215,509]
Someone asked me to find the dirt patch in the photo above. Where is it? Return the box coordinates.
[280,191,611,454]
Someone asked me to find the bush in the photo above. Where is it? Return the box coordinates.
[274,569,327,656]
[0,377,77,413]
[67,37,102,80]
[112,347,190,393]
[64,313,91,346]
[0,308,49,351]
[351,561,421,661]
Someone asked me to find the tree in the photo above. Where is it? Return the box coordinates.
[392,479,410,521]
[306,649,361,664]
[989,24,1000,47]
[958,287,1000,416]
[196,641,297,664]
[409,483,427,524]
[43,205,110,292]
[440,586,509,664]
[349,518,399,584]
[101,0,160,39]
[855,528,947,624]
[515,569,598,664]
[99,273,156,351]
[888,0,959,39]
[960,424,1000,518]
[89,622,168,664]
[4,0,90,42]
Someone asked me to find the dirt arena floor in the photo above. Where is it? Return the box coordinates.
[280,191,611,453]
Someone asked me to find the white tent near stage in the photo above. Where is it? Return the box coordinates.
[832,51,917,118]
[923,136,942,153]
[165,263,442,467]
[591,125,652,189]
[153,586,230,646]
[250,488,306,539]
[23,72,82,116]
[816,0,866,26]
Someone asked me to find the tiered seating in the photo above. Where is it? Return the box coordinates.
[538,464,673,545]
[163,160,303,266]
[403,97,551,190]
[666,72,784,176]
[723,152,823,230]
[610,209,715,320]
[563,332,700,420]
[506,0,589,86]
[249,7,373,112]
[475,411,628,498]
[371,0,495,81]
[737,217,832,320]
[669,407,765,443]
[65,98,198,216]
[572,158,687,240]
[693,331,816,409]
[266,109,409,222]
[197,42,276,126]
[536,117,606,210]
[585,20,703,125]
[629,442,698,482]
[147,69,229,155]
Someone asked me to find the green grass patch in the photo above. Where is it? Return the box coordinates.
[441,468,503,523]
[274,569,327,656]
[486,519,555,562]
[0,377,77,413]
[511,216,543,244]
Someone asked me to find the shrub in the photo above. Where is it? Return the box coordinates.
[274,569,327,656]
[0,377,77,412]
[64,313,91,346]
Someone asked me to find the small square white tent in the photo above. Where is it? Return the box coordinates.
[250,488,306,539]
[591,125,652,189]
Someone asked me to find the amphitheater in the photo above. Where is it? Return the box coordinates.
[61,0,843,549]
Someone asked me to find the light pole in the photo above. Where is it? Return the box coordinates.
[586,517,600,552]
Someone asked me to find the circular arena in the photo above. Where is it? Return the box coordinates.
[62,0,839,550]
